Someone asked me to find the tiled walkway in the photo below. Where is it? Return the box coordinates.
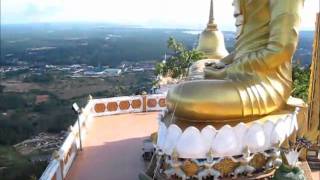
[66,112,158,180]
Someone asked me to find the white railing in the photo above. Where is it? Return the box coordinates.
[145,94,167,112]
[40,94,166,180]
[90,94,166,116]
[90,96,144,116]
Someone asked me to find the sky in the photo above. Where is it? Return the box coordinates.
[1,0,319,30]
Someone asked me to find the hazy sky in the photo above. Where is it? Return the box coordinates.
[2,0,319,30]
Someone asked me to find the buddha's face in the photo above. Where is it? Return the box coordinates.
[232,0,243,38]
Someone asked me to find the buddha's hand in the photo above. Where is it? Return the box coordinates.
[204,62,227,79]
[205,61,226,69]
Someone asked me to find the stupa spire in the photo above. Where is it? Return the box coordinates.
[208,0,215,24]
[207,0,217,30]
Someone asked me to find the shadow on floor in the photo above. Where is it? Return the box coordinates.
[66,136,150,180]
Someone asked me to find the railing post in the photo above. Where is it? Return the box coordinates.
[142,95,147,112]
[59,159,64,179]
[77,115,83,151]
[52,150,64,180]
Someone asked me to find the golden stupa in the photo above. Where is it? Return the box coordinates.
[196,0,229,59]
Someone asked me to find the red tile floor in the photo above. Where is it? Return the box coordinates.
[66,112,158,180]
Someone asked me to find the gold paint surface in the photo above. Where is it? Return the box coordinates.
[306,13,320,143]
[250,153,268,170]
[182,160,199,177]
[213,158,239,176]
[164,99,307,131]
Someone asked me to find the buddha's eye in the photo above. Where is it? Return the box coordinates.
[234,13,241,18]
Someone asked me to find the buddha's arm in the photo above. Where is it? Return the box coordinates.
[227,0,303,74]
[219,52,235,65]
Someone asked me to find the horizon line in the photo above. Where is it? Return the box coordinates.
[1,21,316,31]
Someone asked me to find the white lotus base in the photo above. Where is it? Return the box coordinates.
[157,108,300,159]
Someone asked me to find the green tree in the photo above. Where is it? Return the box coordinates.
[23,73,54,84]
[292,65,310,101]
[0,94,27,111]
[0,85,4,93]
[155,37,204,79]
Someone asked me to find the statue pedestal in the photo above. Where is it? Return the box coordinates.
[150,97,308,179]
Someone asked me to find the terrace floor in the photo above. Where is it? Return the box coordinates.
[66,112,158,180]
[311,170,320,180]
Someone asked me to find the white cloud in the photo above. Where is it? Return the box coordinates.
[1,0,318,30]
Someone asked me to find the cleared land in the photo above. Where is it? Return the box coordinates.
[1,71,154,100]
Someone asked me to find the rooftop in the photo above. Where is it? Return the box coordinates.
[66,112,158,180]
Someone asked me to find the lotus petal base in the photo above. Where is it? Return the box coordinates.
[151,99,308,179]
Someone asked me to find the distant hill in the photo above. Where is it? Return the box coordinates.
[0,23,314,67]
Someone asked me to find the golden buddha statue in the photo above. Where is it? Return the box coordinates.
[167,0,305,122]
